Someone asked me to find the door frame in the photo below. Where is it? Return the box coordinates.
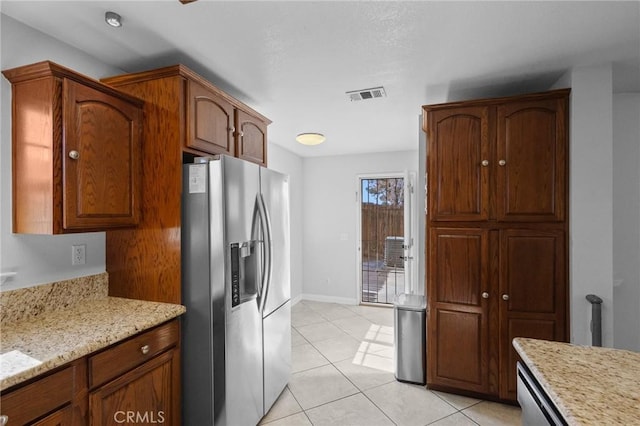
[355,172,417,305]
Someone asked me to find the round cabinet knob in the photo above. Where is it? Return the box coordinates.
[68,150,80,160]
[228,126,235,133]
[140,344,150,355]
[481,160,489,167]
[481,292,489,299]
[502,294,510,301]
[498,159,506,166]
[0,415,8,426]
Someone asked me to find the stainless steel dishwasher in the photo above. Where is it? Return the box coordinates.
[517,362,567,425]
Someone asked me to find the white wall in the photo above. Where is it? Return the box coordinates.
[555,65,615,346]
[267,143,305,302]
[612,93,640,351]
[0,14,126,290]
[302,150,418,304]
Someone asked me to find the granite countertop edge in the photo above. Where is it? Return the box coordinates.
[0,297,186,391]
[512,338,577,423]
[513,337,640,425]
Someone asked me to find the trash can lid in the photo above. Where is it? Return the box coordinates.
[394,293,426,311]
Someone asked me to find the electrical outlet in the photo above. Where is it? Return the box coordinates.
[72,244,86,266]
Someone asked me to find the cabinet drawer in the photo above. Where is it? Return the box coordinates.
[0,365,74,425]
[89,320,179,389]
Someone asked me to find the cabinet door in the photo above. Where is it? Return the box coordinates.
[498,229,567,400]
[63,79,142,230]
[186,80,235,155]
[496,96,568,222]
[90,349,179,426]
[427,228,490,394]
[236,109,268,166]
[427,106,491,221]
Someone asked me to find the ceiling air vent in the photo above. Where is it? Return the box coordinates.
[346,86,386,102]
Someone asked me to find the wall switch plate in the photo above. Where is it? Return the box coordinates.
[72,244,86,266]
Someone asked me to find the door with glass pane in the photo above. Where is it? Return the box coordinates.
[358,175,413,304]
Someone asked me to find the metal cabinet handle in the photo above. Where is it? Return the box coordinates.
[498,159,506,166]
[140,344,150,355]
[502,294,510,301]
[482,292,489,299]
[68,150,80,160]
[228,126,235,133]
[0,415,8,425]
[481,160,489,167]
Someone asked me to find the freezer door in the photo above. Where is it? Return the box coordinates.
[263,300,292,413]
[260,167,291,316]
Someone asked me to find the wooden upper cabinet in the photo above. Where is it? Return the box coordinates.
[496,97,567,222]
[424,89,569,223]
[236,109,268,166]
[426,106,491,221]
[187,79,235,156]
[2,61,143,234]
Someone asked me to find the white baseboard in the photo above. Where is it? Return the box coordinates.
[299,293,358,306]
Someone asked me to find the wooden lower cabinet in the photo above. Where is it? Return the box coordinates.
[0,360,87,425]
[89,350,178,426]
[498,229,567,400]
[31,406,73,426]
[88,321,180,426]
[0,321,179,426]
[427,227,567,401]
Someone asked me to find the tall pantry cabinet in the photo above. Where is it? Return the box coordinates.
[423,89,570,401]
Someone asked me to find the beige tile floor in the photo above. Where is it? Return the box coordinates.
[261,300,522,426]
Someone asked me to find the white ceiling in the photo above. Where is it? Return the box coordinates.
[2,1,639,157]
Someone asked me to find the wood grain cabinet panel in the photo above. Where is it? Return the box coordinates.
[89,321,180,426]
[236,108,268,166]
[2,61,143,234]
[101,65,270,304]
[90,349,179,426]
[427,106,491,221]
[499,229,566,400]
[187,79,235,156]
[423,89,569,402]
[0,360,87,426]
[427,228,489,393]
[496,98,567,222]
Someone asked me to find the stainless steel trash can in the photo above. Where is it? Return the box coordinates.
[394,293,426,385]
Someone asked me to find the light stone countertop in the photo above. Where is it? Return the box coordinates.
[513,337,640,425]
[0,273,185,391]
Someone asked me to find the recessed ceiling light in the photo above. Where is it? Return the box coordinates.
[296,133,325,146]
[105,11,122,28]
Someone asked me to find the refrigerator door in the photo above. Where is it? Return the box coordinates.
[263,300,291,412]
[220,156,264,426]
[182,162,218,426]
[260,167,291,316]
[260,167,292,414]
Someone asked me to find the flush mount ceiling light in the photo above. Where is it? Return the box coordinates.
[296,133,325,146]
[105,11,122,28]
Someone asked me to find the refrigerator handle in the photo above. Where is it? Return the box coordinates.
[257,193,273,313]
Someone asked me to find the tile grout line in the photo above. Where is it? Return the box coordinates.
[294,301,400,425]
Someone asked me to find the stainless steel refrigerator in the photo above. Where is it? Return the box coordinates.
[181,155,291,426]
